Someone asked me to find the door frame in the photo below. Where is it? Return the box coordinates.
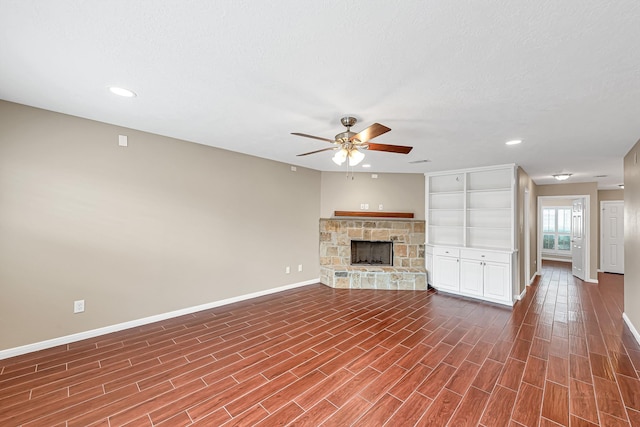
[524,187,532,284]
[537,194,592,282]
[600,200,624,274]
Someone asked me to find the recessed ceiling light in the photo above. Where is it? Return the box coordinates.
[618,184,625,189]
[505,139,522,145]
[108,86,137,97]
[361,164,371,168]
[552,173,572,181]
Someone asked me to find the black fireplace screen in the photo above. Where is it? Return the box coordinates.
[351,240,393,266]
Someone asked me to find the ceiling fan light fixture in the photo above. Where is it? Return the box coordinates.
[332,148,348,165]
[553,173,572,181]
[348,149,365,166]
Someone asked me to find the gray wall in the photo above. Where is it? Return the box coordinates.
[0,101,321,350]
[624,140,640,333]
[320,172,425,219]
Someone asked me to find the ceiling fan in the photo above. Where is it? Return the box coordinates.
[292,116,413,166]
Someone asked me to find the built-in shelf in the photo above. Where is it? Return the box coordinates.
[426,164,517,306]
[426,164,516,250]
[334,211,414,218]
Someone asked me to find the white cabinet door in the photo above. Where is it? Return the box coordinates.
[460,258,483,297]
[483,261,510,302]
[434,255,459,292]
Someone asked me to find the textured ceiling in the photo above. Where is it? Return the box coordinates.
[1,0,639,188]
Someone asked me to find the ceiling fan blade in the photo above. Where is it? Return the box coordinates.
[291,132,335,143]
[296,147,338,156]
[366,143,413,154]
[350,123,391,143]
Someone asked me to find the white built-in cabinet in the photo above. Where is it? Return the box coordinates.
[426,165,517,306]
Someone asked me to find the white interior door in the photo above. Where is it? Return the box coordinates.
[601,201,624,274]
[571,198,585,280]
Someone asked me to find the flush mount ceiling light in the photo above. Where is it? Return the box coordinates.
[108,86,137,97]
[552,173,572,181]
[505,139,522,145]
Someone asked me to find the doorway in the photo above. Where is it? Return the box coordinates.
[537,195,591,282]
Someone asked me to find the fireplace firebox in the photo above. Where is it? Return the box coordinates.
[351,240,393,266]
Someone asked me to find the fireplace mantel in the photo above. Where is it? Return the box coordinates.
[334,211,414,218]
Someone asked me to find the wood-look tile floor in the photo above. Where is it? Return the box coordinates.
[1,261,639,426]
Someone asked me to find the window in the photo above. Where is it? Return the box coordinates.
[542,207,572,255]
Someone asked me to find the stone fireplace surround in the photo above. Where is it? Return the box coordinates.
[320,218,427,290]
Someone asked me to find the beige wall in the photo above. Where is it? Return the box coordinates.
[0,101,321,350]
[624,140,640,333]
[599,189,624,202]
[537,182,598,282]
[541,198,574,207]
[516,168,537,294]
[597,189,624,269]
[320,172,425,220]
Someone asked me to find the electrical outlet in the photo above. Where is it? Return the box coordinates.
[298,264,303,272]
[73,299,85,313]
[360,203,365,209]
[285,266,290,274]
[379,204,384,210]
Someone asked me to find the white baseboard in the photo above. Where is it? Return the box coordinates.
[517,287,527,300]
[0,278,319,361]
[585,278,599,283]
[623,313,640,346]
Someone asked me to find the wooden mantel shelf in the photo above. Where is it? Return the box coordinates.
[334,211,414,219]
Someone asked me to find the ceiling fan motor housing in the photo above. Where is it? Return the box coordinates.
[340,116,357,128]
[335,131,359,144]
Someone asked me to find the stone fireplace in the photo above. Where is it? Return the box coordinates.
[320,218,427,290]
